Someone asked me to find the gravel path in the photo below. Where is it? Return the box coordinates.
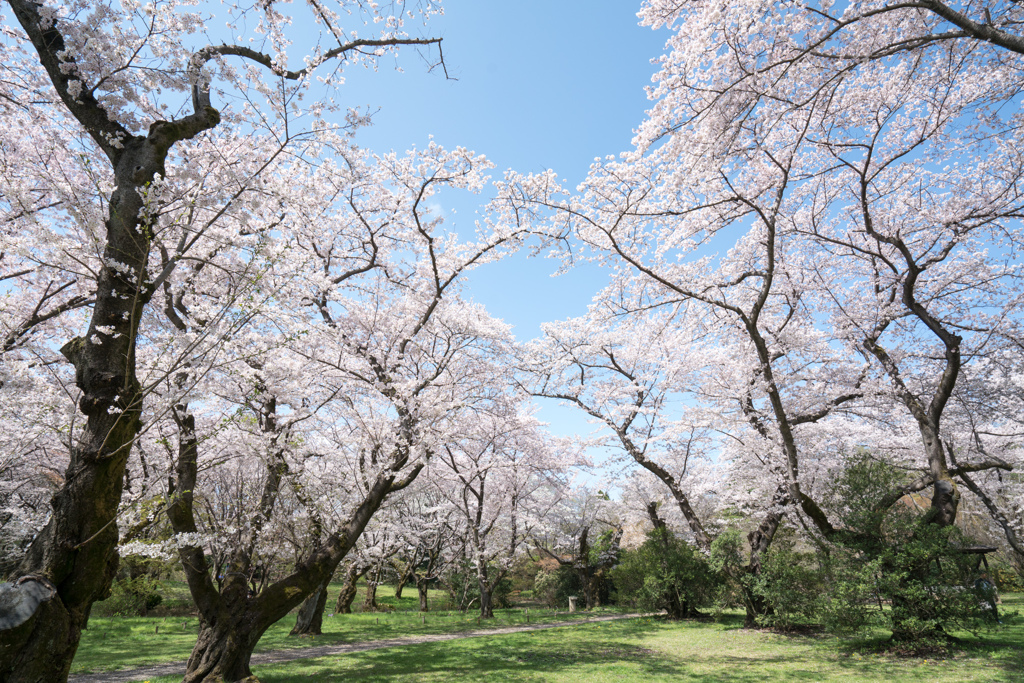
[69,612,653,683]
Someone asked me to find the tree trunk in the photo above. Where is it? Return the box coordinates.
[392,556,417,601]
[335,584,357,615]
[0,13,217,683]
[742,485,787,627]
[0,188,144,682]
[362,569,379,613]
[477,562,494,619]
[290,580,329,636]
[169,399,423,681]
[741,583,772,628]
[645,505,690,620]
[577,567,595,609]
[335,564,366,615]
[590,575,603,608]
[665,592,685,619]
[0,5,221,681]
[184,613,265,683]
[0,580,68,683]
[417,579,430,612]
[478,582,494,619]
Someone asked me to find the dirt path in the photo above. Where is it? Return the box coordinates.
[68,612,654,683]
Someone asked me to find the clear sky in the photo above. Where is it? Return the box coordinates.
[341,1,669,340]
[336,2,669,458]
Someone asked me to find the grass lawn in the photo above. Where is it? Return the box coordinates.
[73,582,622,675]
[74,588,1024,682]
[85,594,1024,683]
[126,595,1024,683]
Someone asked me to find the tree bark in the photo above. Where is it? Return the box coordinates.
[389,557,413,602]
[290,580,329,636]
[0,578,64,682]
[577,566,595,610]
[168,394,423,682]
[476,561,494,619]
[335,563,367,614]
[184,614,264,683]
[362,574,379,613]
[478,580,494,619]
[417,579,430,612]
[178,489,402,681]
[740,485,788,627]
[0,4,219,681]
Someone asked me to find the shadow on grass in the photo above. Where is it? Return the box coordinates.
[73,617,203,674]
[952,605,1024,683]
[249,619,835,683]
[74,606,631,673]
[119,597,1024,682]
[255,648,846,683]
[790,595,1024,683]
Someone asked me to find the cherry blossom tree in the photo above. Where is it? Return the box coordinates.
[0,0,450,678]
[630,0,1024,549]
[495,3,1023,635]
[503,0,1024,633]
[437,400,563,618]
[532,487,623,610]
[521,310,719,551]
[506,160,866,620]
[382,486,460,612]
[158,138,537,680]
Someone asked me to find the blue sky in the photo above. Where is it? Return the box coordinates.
[335,2,669,459]
[341,1,669,340]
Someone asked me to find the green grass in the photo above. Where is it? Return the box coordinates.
[75,592,1024,683]
[73,581,621,675]
[128,595,1024,683]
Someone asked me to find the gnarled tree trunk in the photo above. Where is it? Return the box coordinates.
[291,580,329,636]
[362,565,381,612]
[184,606,264,683]
[335,562,368,614]
[168,393,425,682]
[0,4,219,681]
[417,579,431,612]
[392,560,415,600]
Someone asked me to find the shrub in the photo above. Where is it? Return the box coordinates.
[440,562,516,610]
[870,521,982,644]
[493,575,514,609]
[991,563,1024,593]
[750,531,829,631]
[532,565,582,609]
[817,454,989,647]
[708,453,994,647]
[612,528,719,618]
[708,527,750,612]
[532,569,560,608]
[102,575,164,616]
